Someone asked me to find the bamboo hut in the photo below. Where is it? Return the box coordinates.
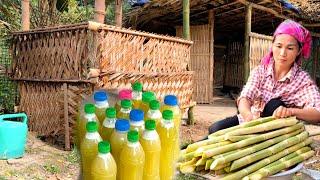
[126,0,320,104]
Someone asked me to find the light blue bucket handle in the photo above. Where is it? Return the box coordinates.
[0,113,28,124]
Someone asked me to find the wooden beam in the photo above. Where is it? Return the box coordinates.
[63,83,70,150]
[304,23,320,28]
[94,0,105,23]
[189,1,239,19]
[244,3,252,82]
[21,0,30,31]
[216,6,245,16]
[209,9,214,104]
[115,0,122,27]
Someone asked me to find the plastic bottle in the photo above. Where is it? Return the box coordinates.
[115,89,132,112]
[77,103,100,147]
[116,99,132,119]
[91,141,117,180]
[131,82,143,109]
[80,121,102,180]
[100,107,117,141]
[119,130,145,180]
[129,109,145,136]
[140,120,161,180]
[146,100,162,126]
[161,95,181,161]
[157,110,177,180]
[94,91,109,124]
[109,119,130,173]
[140,91,156,117]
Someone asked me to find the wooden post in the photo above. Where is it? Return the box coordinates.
[94,0,106,23]
[21,0,30,31]
[209,10,214,104]
[115,0,123,27]
[63,83,70,150]
[183,0,190,40]
[244,3,252,83]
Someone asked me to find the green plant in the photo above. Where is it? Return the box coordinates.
[66,148,80,164]
[43,163,60,174]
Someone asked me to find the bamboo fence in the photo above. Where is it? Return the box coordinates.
[225,41,244,88]
[249,32,273,70]
[10,21,194,149]
[176,25,213,103]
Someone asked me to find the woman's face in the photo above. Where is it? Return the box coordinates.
[272,34,300,69]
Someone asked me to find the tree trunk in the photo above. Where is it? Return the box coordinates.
[94,0,106,23]
[115,0,122,27]
[21,0,30,30]
[183,0,190,40]
[244,3,252,83]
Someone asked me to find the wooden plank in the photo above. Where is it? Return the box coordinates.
[244,3,252,84]
[209,9,214,103]
[63,83,70,150]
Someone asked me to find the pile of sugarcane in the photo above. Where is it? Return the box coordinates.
[178,116,315,180]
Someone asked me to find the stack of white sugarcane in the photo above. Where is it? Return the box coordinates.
[178,116,314,180]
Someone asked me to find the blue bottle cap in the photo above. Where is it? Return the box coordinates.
[115,119,130,131]
[129,109,144,122]
[94,91,108,102]
[164,95,178,106]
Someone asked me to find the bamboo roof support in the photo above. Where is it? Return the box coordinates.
[209,10,214,104]
[183,0,190,41]
[94,0,106,23]
[21,0,30,31]
[115,0,123,27]
[244,3,252,83]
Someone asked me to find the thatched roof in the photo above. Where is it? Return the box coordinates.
[125,0,320,35]
[288,0,320,21]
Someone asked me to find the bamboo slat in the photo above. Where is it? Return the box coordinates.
[225,41,244,88]
[249,33,273,70]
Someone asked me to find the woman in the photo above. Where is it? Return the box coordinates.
[209,20,320,134]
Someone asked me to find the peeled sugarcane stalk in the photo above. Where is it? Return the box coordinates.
[205,149,243,170]
[196,157,207,166]
[181,151,196,161]
[224,166,231,173]
[186,136,225,153]
[205,159,214,170]
[222,138,313,180]
[211,163,230,171]
[225,134,258,142]
[230,131,309,171]
[208,116,275,139]
[202,123,303,158]
[180,164,196,173]
[248,150,315,180]
[210,127,303,170]
[225,117,298,136]
[195,165,205,172]
[194,141,232,157]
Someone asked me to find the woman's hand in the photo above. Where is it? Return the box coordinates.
[273,106,293,118]
[242,111,254,122]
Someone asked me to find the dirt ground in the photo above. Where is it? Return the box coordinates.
[1,95,320,180]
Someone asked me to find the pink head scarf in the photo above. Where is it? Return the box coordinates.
[262,20,312,66]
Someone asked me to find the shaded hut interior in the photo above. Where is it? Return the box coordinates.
[125,0,320,103]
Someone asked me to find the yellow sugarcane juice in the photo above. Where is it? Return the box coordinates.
[146,100,162,126]
[140,91,156,117]
[129,109,145,136]
[140,120,161,180]
[100,107,117,141]
[80,121,102,180]
[132,82,143,109]
[91,141,117,180]
[119,130,145,180]
[115,89,132,112]
[93,91,109,124]
[157,110,177,180]
[116,99,132,120]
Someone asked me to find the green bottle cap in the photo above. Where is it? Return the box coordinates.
[86,121,98,132]
[84,103,95,114]
[121,99,132,109]
[142,91,156,103]
[145,120,156,130]
[106,107,116,118]
[98,141,110,153]
[162,110,173,120]
[149,100,160,110]
[127,130,139,143]
[132,82,143,91]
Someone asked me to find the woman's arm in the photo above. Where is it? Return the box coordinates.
[238,97,254,122]
[273,106,320,123]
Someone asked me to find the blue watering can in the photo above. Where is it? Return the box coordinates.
[0,113,28,159]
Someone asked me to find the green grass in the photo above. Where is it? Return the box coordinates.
[0,176,7,180]
[66,148,80,164]
[43,163,60,174]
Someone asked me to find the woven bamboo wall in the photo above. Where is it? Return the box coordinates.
[11,22,193,149]
[176,25,213,104]
[225,41,244,88]
[249,32,273,70]
[214,46,226,87]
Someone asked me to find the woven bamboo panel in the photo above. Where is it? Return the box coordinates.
[225,41,244,88]
[99,71,194,109]
[18,82,64,136]
[249,32,273,70]
[214,46,226,87]
[97,29,191,73]
[176,25,213,103]
[12,27,91,80]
